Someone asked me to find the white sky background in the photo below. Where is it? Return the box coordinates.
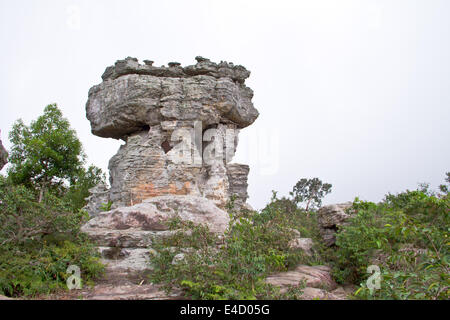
[0,0,449,210]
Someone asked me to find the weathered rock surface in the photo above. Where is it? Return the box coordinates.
[83,195,230,235]
[288,237,314,256]
[87,56,258,139]
[265,265,347,300]
[266,265,337,291]
[317,202,353,246]
[83,182,110,216]
[0,133,7,170]
[81,283,183,300]
[106,124,245,209]
[85,57,257,212]
[81,195,230,273]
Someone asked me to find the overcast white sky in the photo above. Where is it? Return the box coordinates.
[1,0,449,210]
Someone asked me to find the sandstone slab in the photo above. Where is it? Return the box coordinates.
[83,195,230,236]
[265,265,337,291]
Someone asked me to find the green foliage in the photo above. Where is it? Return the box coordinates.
[330,178,449,300]
[99,201,113,212]
[0,176,104,297]
[62,165,105,213]
[0,241,104,297]
[438,172,449,193]
[7,104,104,212]
[148,195,322,300]
[0,176,82,245]
[0,103,107,298]
[290,178,332,212]
[8,104,84,191]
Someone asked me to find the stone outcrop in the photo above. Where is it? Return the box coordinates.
[317,202,353,246]
[86,56,257,211]
[82,57,258,289]
[0,132,7,170]
[82,195,230,250]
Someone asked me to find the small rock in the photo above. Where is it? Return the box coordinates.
[288,238,313,256]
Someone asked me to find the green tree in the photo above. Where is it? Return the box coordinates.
[290,177,332,213]
[8,104,84,201]
[7,104,104,210]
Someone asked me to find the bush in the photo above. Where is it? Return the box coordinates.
[148,194,322,300]
[330,184,449,300]
[0,241,104,297]
[0,176,104,297]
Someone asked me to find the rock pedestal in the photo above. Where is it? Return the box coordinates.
[82,57,259,279]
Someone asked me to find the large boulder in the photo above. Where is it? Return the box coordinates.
[317,202,353,246]
[83,195,230,235]
[81,195,230,273]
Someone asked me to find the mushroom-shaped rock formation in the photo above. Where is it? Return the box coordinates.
[85,57,258,211]
[83,57,259,274]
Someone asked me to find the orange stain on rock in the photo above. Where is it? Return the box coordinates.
[130,181,191,205]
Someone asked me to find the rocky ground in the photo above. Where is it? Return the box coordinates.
[22,262,351,300]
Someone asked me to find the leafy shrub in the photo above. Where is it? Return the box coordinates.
[0,240,104,297]
[148,194,322,300]
[0,176,104,297]
[330,182,449,300]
